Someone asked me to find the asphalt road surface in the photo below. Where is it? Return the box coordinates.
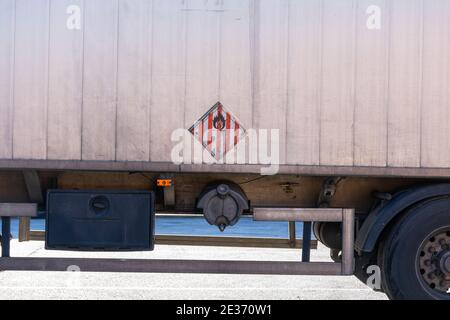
[0,240,387,300]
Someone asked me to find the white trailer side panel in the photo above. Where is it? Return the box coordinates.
[286,0,322,166]
[421,0,450,168]
[354,0,389,167]
[219,0,253,138]
[319,0,356,166]
[150,0,186,163]
[0,0,15,159]
[387,0,423,168]
[184,0,222,164]
[116,0,152,162]
[47,0,84,160]
[82,0,119,161]
[13,0,49,160]
[253,0,289,164]
[3,0,450,176]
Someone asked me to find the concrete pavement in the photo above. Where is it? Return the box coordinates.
[0,240,387,300]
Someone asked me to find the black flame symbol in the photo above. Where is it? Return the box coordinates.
[213,114,226,131]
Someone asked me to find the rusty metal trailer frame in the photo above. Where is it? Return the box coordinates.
[0,204,354,276]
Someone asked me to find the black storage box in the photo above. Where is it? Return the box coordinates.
[46,190,155,251]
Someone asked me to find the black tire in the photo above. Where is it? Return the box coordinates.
[379,197,450,300]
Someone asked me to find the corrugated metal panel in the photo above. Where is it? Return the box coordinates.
[354,0,389,167]
[253,0,289,164]
[387,0,423,168]
[150,0,186,162]
[0,0,15,159]
[320,0,356,166]
[13,0,50,160]
[2,0,450,173]
[421,0,450,168]
[116,0,152,161]
[82,0,119,161]
[286,0,322,166]
[47,0,84,160]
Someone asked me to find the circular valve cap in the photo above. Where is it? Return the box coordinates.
[217,184,230,196]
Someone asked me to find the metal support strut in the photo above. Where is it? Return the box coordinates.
[302,222,312,262]
[254,208,355,275]
[0,203,38,258]
[1,217,11,258]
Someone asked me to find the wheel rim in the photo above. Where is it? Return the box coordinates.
[417,227,450,295]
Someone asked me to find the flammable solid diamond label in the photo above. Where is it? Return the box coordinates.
[188,102,246,160]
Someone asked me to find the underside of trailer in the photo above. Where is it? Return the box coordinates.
[0,169,449,300]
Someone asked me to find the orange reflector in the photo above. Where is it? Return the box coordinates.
[157,179,172,187]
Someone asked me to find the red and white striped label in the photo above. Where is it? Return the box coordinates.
[189,102,246,160]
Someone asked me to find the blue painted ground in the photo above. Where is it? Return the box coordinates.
[0,216,306,239]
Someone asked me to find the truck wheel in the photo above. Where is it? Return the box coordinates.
[379,198,450,300]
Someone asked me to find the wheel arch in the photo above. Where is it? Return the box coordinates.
[355,183,450,253]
